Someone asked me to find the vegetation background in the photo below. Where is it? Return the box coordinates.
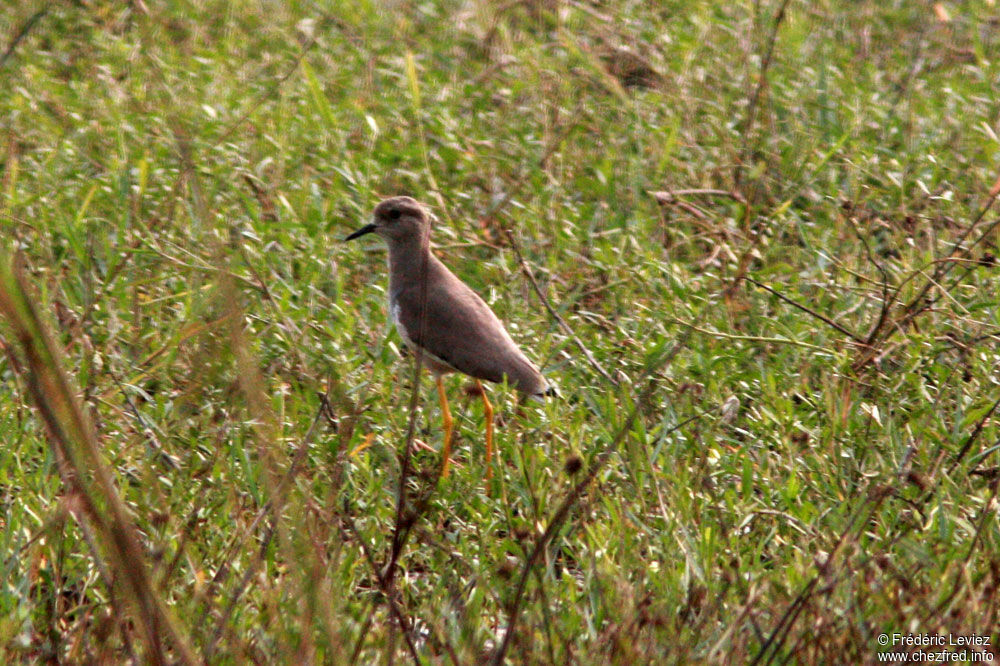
[1,0,999,663]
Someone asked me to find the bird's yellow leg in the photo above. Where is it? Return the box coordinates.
[437,376,454,478]
[349,432,376,458]
[476,380,495,480]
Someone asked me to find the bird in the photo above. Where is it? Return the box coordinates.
[346,196,552,479]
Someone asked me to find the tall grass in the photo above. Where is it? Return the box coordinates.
[1,1,998,663]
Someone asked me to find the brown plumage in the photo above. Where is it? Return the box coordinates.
[346,195,552,479]
[347,196,550,396]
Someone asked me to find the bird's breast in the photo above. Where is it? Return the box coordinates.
[389,299,415,349]
[389,297,456,374]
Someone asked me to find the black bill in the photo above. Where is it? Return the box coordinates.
[345,223,377,241]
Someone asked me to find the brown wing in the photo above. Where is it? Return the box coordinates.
[394,261,548,395]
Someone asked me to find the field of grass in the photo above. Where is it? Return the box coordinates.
[2,1,999,663]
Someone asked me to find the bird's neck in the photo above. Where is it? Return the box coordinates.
[387,237,437,299]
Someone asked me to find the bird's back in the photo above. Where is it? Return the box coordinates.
[390,255,549,396]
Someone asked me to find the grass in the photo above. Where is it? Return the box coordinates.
[1,0,999,663]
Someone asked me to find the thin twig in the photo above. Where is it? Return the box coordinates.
[650,189,746,203]
[742,276,865,343]
[669,318,835,353]
[0,4,50,70]
[107,367,180,470]
[927,479,999,621]
[503,227,619,386]
[475,108,620,385]
[734,0,792,191]
[948,394,1000,474]
[341,516,421,663]
[349,599,377,665]
[845,216,893,346]
[854,178,1000,368]
[901,200,999,310]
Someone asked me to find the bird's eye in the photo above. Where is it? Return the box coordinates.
[388,209,401,220]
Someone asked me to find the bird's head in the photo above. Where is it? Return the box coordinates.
[345,196,429,245]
